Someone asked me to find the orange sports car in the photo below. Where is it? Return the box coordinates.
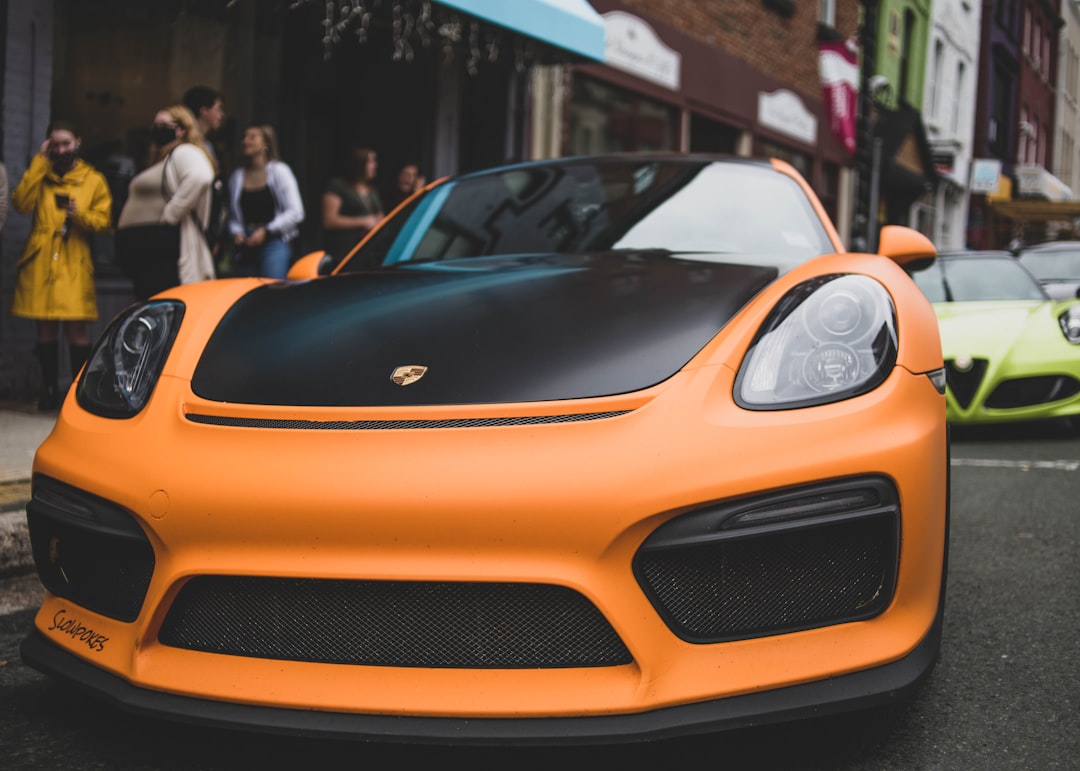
[22,154,949,744]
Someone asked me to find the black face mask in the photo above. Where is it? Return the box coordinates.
[150,123,179,147]
[48,150,78,173]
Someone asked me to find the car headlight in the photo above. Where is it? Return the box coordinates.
[1059,304,1080,344]
[735,274,897,410]
[76,301,185,418]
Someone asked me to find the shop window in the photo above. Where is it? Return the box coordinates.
[689,115,739,154]
[569,76,676,155]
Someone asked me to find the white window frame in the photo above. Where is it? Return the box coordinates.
[818,0,836,26]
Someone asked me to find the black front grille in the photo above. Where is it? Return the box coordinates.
[985,375,1080,409]
[26,476,155,622]
[159,577,632,669]
[944,358,989,408]
[635,478,899,643]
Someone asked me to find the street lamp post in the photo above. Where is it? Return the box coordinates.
[853,0,880,252]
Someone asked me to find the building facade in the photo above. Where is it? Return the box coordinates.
[923,0,983,250]
[562,0,862,234]
[1055,0,1080,194]
[969,0,1075,249]
[2,0,875,399]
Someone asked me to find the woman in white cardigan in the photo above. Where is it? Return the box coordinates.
[116,105,216,297]
[227,124,304,279]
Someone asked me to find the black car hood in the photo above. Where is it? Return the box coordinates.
[190,253,778,406]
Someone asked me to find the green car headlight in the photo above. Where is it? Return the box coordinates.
[77,301,185,418]
[735,274,898,410]
[1059,304,1080,344]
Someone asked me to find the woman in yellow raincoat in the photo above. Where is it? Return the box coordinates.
[11,120,112,410]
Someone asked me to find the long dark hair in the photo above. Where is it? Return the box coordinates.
[344,146,376,183]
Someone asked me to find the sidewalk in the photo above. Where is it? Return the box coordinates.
[0,402,58,577]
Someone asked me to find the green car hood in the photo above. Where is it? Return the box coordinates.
[933,300,1060,360]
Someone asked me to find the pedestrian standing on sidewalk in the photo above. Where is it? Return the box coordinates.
[0,160,9,233]
[321,145,384,267]
[182,85,226,169]
[9,121,112,411]
[182,85,228,260]
[116,105,216,299]
[227,123,304,279]
[383,159,426,212]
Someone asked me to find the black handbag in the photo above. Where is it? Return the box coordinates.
[114,223,181,300]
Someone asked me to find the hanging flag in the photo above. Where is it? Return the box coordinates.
[818,37,859,155]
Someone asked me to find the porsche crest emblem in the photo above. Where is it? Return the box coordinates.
[391,365,428,386]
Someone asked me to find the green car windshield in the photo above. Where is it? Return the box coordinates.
[1018,247,1080,282]
[339,158,837,272]
[913,255,1048,303]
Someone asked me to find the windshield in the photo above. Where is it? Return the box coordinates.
[1018,247,1080,281]
[339,158,837,272]
[913,256,1048,302]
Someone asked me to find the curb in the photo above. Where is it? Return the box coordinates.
[0,509,32,578]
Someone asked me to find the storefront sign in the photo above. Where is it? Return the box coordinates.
[757,89,817,146]
[1016,164,1074,201]
[602,11,681,91]
[969,159,1002,194]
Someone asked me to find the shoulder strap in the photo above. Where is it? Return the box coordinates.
[160,151,173,201]
[162,147,211,247]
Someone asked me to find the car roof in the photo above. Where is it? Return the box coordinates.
[1018,241,1080,253]
[935,250,1015,260]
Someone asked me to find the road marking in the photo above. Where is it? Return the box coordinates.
[951,458,1080,471]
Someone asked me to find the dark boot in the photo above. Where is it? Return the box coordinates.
[69,343,91,380]
[35,341,61,411]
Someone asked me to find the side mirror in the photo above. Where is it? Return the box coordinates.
[876,225,937,271]
[286,250,334,280]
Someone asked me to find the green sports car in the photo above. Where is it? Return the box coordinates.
[911,250,1080,430]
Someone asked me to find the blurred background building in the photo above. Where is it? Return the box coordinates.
[1,0,1077,397]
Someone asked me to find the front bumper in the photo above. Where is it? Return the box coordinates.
[21,602,943,745]
[22,365,948,734]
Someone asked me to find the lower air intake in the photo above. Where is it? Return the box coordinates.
[635,477,899,643]
[158,577,632,669]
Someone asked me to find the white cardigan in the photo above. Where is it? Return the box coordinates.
[227,160,305,243]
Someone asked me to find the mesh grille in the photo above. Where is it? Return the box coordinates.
[158,577,632,668]
[637,515,895,642]
[186,411,630,430]
[985,375,1080,409]
[944,358,988,408]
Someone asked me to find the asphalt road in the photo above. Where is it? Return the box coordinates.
[1,420,1077,769]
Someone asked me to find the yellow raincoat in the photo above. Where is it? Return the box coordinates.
[10,153,112,320]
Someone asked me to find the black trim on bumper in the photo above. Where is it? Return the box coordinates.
[19,606,943,746]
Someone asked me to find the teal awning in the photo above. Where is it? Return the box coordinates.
[434,0,605,62]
